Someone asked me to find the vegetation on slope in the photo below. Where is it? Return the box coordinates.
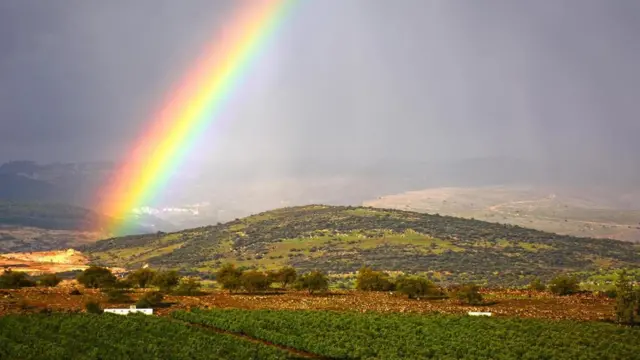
[0,313,302,360]
[174,309,640,360]
[83,205,640,286]
[0,201,109,230]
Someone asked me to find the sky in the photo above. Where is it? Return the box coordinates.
[1,0,639,180]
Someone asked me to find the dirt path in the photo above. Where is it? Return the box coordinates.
[173,319,330,359]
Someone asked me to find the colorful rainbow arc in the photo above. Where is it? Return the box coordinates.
[96,0,296,236]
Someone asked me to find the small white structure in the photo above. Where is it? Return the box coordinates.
[104,305,153,315]
[468,311,492,317]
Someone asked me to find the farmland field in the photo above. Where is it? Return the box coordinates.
[174,308,640,360]
[0,313,303,360]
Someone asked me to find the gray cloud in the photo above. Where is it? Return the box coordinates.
[1,0,639,180]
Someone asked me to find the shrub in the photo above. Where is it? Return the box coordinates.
[151,270,180,292]
[241,271,272,293]
[549,275,580,296]
[294,271,329,294]
[77,266,116,289]
[528,278,546,292]
[85,300,103,314]
[455,283,484,305]
[127,268,156,288]
[173,277,203,296]
[614,269,639,324]
[356,267,395,292]
[38,273,62,287]
[396,276,439,299]
[105,289,132,304]
[136,291,164,308]
[216,264,243,292]
[0,270,36,289]
[69,288,82,296]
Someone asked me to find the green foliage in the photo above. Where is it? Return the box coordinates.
[549,275,580,296]
[37,273,62,287]
[104,289,132,304]
[173,309,640,360]
[173,277,203,296]
[528,277,546,291]
[395,276,440,299]
[83,205,640,286]
[0,270,36,289]
[84,300,102,314]
[355,266,395,291]
[276,266,297,288]
[294,271,329,294]
[240,271,272,293]
[136,291,165,308]
[77,266,116,289]
[614,269,639,324]
[127,268,156,288]
[215,263,243,292]
[151,270,180,291]
[0,313,299,359]
[455,283,484,305]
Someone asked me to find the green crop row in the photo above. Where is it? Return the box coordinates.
[0,313,302,360]
[173,309,640,360]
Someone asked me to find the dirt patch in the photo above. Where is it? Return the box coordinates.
[0,249,124,275]
[0,287,613,322]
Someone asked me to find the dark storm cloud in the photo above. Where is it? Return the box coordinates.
[0,0,639,179]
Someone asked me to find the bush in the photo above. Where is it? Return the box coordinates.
[528,278,546,292]
[0,270,36,289]
[216,264,243,292]
[69,288,82,296]
[151,270,180,292]
[85,300,103,314]
[105,289,132,303]
[38,273,62,287]
[549,275,580,296]
[136,291,164,308]
[294,271,329,294]
[173,277,203,296]
[127,268,156,288]
[396,276,439,299]
[77,266,116,289]
[356,267,395,292]
[241,271,272,293]
[614,269,639,324]
[455,284,484,305]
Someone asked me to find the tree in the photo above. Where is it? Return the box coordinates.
[549,275,580,296]
[614,269,638,324]
[455,283,484,305]
[136,291,164,308]
[396,276,439,299]
[295,270,329,294]
[356,267,394,292]
[77,266,116,289]
[174,277,203,296]
[241,271,272,293]
[528,278,546,292]
[0,270,36,289]
[216,263,243,292]
[277,266,297,288]
[127,268,156,288]
[85,300,103,314]
[151,270,180,291]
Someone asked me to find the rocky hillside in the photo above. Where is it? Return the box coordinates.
[81,205,640,286]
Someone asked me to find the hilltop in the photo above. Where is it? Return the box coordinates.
[82,205,640,286]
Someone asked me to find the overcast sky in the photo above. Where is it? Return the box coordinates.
[1,0,639,177]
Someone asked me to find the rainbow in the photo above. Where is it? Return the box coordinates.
[96,0,296,236]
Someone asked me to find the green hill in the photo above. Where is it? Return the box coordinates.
[82,205,640,286]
